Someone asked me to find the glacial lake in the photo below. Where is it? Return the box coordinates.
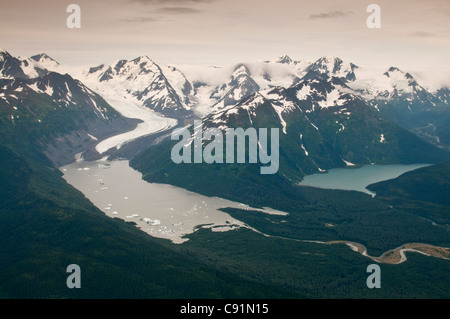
[61,159,286,244]
[61,160,430,244]
[298,164,430,195]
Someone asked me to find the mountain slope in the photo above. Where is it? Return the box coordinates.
[83,56,192,118]
[181,56,310,115]
[0,50,137,166]
[0,50,299,299]
[347,65,450,147]
[2,50,449,299]
[199,72,449,178]
[0,49,28,79]
[289,75,448,165]
[210,64,261,110]
[0,145,296,298]
[368,161,450,209]
[131,110,450,257]
[304,56,358,81]
[366,161,450,227]
[131,72,449,195]
[130,68,450,256]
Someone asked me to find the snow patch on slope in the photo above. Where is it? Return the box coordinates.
[318,89,346,108]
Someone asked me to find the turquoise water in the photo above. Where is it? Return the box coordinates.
[298,164,430,195]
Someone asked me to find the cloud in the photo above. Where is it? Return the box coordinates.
[309,11,353,20]
[157,7,202,14]
[128,0,210,15]
[129,0,213,4]
[410,31,434,38]
[122,17,157,23]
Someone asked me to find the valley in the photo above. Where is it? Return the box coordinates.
[60,159,287,244]
[1,49,449,299]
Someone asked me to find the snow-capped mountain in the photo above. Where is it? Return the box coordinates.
[29,53,60,70]
[135,74,448,196]
[0,49,29,79]
[197,69,448,179]
[180,55,310,115]
[349,66,436,104]
[3,49,449,156]
[209,64,261,110]
[274,55,295,65]
[1,51,180,155]
[436,87,450,105]
[0,51,115,120]
[0,50,66,80]
[162,65,193,106]
[0,50,135,166]
[296,56,444,113]
[82,56,192,118]
[343,65,449,144]
[291,74,358,112]
[304,56,358,82]
[75,52,449,148]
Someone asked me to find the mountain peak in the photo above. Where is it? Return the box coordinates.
[275,55,294,64]
[0,50,28,79]
[379,66,426,97]
[383,66,409,79]
[0,49,12,60]
[132,55,154,64]
[317,56,342,63]
[313,56,346,71]
[306,56,357,81]
[230,64,253,81]
[233,63,250,73]
[88,64,105,74]
[388,66,401,73]
[30,53,59,65]
[98,56,160,80]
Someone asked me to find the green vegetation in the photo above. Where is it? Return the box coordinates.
[170,227,450,298]
[221,206,450,257]
[0,78,119,164]
[0,84,300,298]
[0,146,299,298]
[376,97,450,149]
[131,137,450,256]
[368,161,450,224]
[1,74,449,298]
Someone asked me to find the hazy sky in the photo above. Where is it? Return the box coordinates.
[1,0,449,72]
